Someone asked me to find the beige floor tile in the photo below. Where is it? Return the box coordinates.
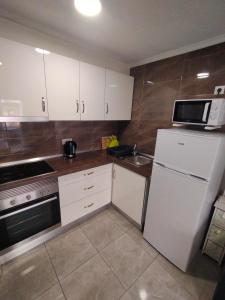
[46,227,97,279]
[120,259,197,300]
[156,254,219,300]
[80,213,126,251]
[61,254,124,300]
[101,234,155,288]
[0,246,57,300]
[127,227,158,258]
[35,284,65,300]
[107,206,135,231]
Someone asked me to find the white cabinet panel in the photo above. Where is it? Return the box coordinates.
[59,164,112,226]
[61,190,111,226]
[112,164,145,225]
[45,53,80,120]
[80,62,105,120]
[59,172,111,207]
[0,37,47,119]
[105,70,134,120]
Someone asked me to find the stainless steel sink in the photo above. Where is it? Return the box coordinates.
[124,154,153,167]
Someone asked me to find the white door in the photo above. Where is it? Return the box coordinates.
[45,53,80,120]
[0,37,47,120]
[143,163,208,271]
[112,164,146,225]
[105,70,134,120]
[80,62,105,120]
[154,130,219,180]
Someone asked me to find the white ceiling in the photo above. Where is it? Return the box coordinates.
[0,0,225,66]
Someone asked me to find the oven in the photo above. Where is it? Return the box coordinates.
[0,178,61,251]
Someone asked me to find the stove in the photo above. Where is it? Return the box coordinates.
[0,161,55,185]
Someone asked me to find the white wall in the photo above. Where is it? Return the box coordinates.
[0,17,129,74]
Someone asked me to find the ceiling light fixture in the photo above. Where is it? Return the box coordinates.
[0,62,2,66]
[197,72,209,79]
[74,0,102,16]
[35,48,50,55]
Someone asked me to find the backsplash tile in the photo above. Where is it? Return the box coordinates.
[120,42,225,154]
[0,121,122,163]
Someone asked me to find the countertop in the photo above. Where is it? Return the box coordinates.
[0,150,153,192]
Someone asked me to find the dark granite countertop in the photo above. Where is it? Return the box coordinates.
[0,150,152,192]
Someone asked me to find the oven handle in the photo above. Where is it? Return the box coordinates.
[0,196,58,220]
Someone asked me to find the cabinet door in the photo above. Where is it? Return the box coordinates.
[112,164,146,225]
[45,53,80,120]
[80,62,105,120]
[0,37,47,120]
[105,70,134,120]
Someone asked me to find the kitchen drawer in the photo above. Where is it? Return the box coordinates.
[61,189,111,226]
[208,225,225,248]
[154,130,218,180]
[59,172,112,207]
[214,209,225,229]
[204,240,223,262]
[58,164,112,185]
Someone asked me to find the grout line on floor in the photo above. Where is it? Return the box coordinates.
[43,243,68,300]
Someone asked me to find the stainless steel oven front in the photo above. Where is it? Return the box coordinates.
[0,178,61,252]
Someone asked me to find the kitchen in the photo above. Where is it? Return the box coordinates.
[1,1,225,299]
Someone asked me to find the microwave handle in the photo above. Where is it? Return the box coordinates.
[202,102,210,122]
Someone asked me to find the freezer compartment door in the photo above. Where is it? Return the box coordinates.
[154,130,219,180]
[143,163,208,271]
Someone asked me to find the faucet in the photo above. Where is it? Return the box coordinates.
[133,144,137,156]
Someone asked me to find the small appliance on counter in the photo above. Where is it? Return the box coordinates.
[107,145,133,157]
[64,140,77,158]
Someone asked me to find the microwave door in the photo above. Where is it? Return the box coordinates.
[173,100,211,125]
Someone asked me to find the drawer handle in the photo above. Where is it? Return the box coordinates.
[84,203,94,208]
[84,185,94,191]
[84,171,94,176]
[215,229,222,235]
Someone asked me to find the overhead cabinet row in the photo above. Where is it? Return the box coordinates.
[0,37,134,121]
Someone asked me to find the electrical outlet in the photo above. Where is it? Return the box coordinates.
[62,138,72,145]
[214,85,225,95]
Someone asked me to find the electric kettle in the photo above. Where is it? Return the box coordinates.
[64,140,77,158]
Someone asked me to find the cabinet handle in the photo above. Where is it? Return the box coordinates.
[106,103,109,114]
[82,101,85,113]
[84,185,94,191]
[76,100,79,113]
[84,203,94,208]
[42,97,46,112]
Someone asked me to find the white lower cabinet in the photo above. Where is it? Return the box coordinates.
[58,164,112,226]
[112,164,146,225]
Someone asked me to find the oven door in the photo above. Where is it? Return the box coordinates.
[173,100,212,125]
[0,194,61,251]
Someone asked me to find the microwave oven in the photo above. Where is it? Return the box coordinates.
[172,98,225,128]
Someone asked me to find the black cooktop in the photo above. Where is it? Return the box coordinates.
[0,161,55,184]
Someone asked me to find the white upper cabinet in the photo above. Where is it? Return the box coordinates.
[80,62,105,120]
[45,53,80,120]
[105,70,134,120]
[0,37,48,120]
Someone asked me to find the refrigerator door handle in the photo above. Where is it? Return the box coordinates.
[154,162,208,182]
[189,174,208,182]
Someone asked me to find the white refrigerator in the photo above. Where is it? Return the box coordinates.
[143,129,225,272]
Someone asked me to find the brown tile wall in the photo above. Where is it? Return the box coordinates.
[0,121,122,163]
[119,42,225,154]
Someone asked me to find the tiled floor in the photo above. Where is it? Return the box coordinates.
[0,206,220,300]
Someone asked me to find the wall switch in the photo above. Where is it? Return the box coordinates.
[62,138,72,145]
[214,86,225,95]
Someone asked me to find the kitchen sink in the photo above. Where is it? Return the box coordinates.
[124,154,153,167]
